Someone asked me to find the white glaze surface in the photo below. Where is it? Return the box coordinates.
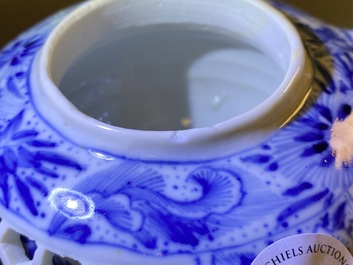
[31,0,312,161]
[4,0,352,264]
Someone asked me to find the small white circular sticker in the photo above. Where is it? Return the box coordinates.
[251,234,353,265]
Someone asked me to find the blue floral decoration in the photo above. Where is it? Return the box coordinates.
[0,34,45,69]
[0,1,353,264]
[0,110,83,216]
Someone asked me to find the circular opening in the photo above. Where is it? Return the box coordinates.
[47,0,299,132]
[58,24,284,131]
[33,0,311,160]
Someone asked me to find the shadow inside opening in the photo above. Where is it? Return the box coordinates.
[59,24,284,131]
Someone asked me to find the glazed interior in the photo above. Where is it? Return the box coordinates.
[50,0,293,131]
[34,0,312,159]
[58,24,285,131]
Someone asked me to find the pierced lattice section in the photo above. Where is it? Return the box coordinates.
[33,248,82,265]
[0,222,82,265]
[0,222,30,265]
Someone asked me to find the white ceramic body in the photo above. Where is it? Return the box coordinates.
[0,0,352,265]
[32,0,312,160]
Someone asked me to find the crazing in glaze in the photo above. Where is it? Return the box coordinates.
[0,1,353,265]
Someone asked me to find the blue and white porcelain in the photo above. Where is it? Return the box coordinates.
[0,0,353,264]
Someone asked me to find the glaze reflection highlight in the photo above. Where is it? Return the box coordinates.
[49,188,95,220]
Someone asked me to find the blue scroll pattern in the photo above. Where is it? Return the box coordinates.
[0,1,353,264]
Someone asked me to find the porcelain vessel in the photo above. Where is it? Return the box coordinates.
[0,0,353,264]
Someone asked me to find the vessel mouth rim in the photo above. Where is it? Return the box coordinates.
[31,0,313,160]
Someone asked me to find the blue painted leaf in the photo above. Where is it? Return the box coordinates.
[26,177,49,196]
[294,132,324,142]
[15,177,38,216]
[0,169,10,208]
[333,202,346,230]
[7,76,22,98]
[3,110,24,141]
[241,155,272,164]
[277,189,329,222]
[282,182,313,196]
[3,147,17,173]
[21,37,43,56]
[321,213,329,228]
[17,146,40,168]
[24,37,42,48]
[298,118,329,130]
[314,104,333,123]
[34,151,82,171]
[11,130,38,141]
[35,167,59,178]
[301,142,328,157]
[26,140,57,148]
